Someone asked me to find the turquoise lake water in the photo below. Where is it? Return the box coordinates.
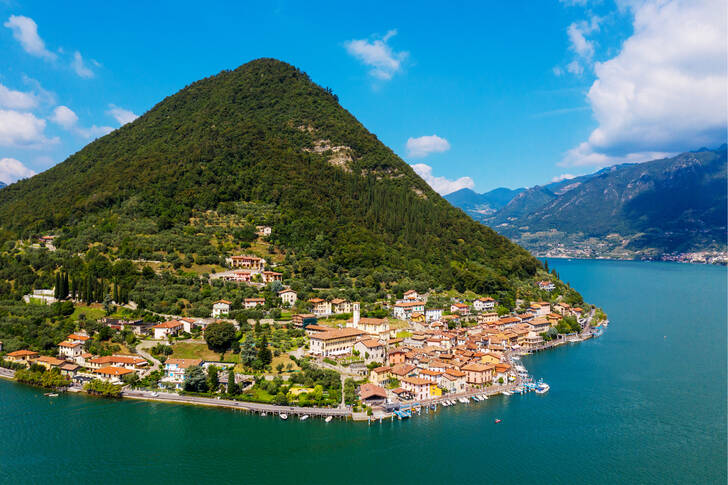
[1,260,725,484]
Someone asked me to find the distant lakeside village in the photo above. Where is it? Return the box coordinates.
[2,228,608,422]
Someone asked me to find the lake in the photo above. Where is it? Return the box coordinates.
[1,260,725,484]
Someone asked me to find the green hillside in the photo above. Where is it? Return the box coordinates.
[0,59,550,297]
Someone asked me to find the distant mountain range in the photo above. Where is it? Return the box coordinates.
[446,145,727,259]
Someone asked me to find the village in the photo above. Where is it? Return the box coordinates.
[1,244,605,421]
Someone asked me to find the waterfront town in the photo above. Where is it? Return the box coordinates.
[0,243,607,421]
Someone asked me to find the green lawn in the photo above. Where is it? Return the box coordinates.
[170,342,238,363]
[71,305,106,321]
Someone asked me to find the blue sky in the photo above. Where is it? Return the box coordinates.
[0,0,725,193]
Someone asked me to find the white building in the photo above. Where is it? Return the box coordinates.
[23,289,56,305]
[211,300,231,318]
[425,309,443,322]
[393,301,425,320]
[473,297,496,312]
[353,339,387,364]
[278,289,297,306]
[152,320,184,340]
[244,298,265,309]
[58,341,84,363]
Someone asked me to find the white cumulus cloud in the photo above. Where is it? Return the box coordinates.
[0,82,38,110]
[562,0,727,167]
[567,16,601,61]
[3,15,57,60]
[49,105,113,139]
[0,109,56,147]
[107,104,138,125]
[406,134,451,158]
[0,157,35,184]
[551,173,577,183]
[345,30,408,80]
[411,163,474,195]
[50,105,78,129]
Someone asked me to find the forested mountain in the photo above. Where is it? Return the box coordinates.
[0,58,550,296]
[480,146,727,258]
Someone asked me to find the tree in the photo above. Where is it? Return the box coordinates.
[276,363,284,373]
[257,334,272,366]
[227,368,239,395]
[240,333,257,366]
[204,321,236,354]
[207,365,219,391]
[183,365,208,393]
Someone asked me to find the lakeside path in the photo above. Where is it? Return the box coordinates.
[122,390,352,418]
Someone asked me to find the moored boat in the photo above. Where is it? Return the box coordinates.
[325,416,333,423]
[280,413,288,420]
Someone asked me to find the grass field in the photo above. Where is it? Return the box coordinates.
[71,305,106,321]
[170,342,238,363]
[271,353,300,374]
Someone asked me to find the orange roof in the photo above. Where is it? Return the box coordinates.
[244,298,265,303]
[89,355,146,365]
[94,366,134,376]
[214,299,232,305]
[461,362,493,372]
[401,376,432,386]
[371,366,391,374]
[68,334,90,341]
[357,339,384,348]
[452,303,469,308]
[359,383,387,400]
[358,317,387,325]
[58,341,82,348]
[395,301,424,308]
[7,350,38,357]
[308,298,325,303]
[36,356,64,366]
[444,368,466,377]
[153,320,183,329]
[310,328,366,341]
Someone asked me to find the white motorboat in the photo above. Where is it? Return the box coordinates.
[280,413,288,420]
[325,416,333,423]
[501,391,512,396]
[535,383,550,394]
[300,415,309,421]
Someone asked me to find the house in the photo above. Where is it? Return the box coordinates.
[22,289,56,305]
[304,324,330,337]
[244,298,266,309]
[528,317,551,333]
[572,307,584,318]
[59,363,80,378]
[308,328,366,357]
[388,349,407,365]
[538,281,555,291]
[389,363,417,379]
[358,383,388,404]
[309,298,331,316]
[330,299,351,314]
[553,302,571,315]
[369,366,391,386]
[473,297,496,312]
[494,363,512,384]
[478,312,499,324]
[531,302,551,317]
[410,312,426,324]
[164,358,203,384]
[353,339,387,364]
[152,320,184,340]
[401,376,432,401]
[402,290,420,301]
[87,355,147,371]
[418,368,444,387]
[58,340,84,362]
[228,255,265,271]
[442,368,467,393]
[461,362,494,386]
[425,309,443,322]
[292,314,316,327]
[178,317,201,333]
[256,225,272,237]
[352,317,390,339]
[278,289,297,306]
[393,301,425,320]
[261,271,282,283]
[4,350,38,364]
[450,303,470,316]
[212,300,231,318]
[35,356,64,369]
[93,366,134,382]
[67,333,90,345]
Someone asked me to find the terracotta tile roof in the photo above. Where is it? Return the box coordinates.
[68,334,90,341]
[214,299,232,305]
[401,376,433,386]
[394,301,425,308]
[152,320,184,329]
[36,356,64,366]
[357,339,384,349]
[94,366,134,376]
[58,341,82,348]
[359,383,387,400]
[310,328,365,341]
[7,350,38,357]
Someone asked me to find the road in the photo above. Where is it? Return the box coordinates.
[135,340,162,372]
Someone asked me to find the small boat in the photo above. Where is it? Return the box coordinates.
[535,383,550,394]
[261,412,267,417]
[494,419,502,424]
[325,416,333,423]
[150,392,159,397]
[459,397,469,404]
[280,413,288,420]
[300,415,309,421]
[472,396,480,402]
[45,393,59,397]
[501,391,512,396]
